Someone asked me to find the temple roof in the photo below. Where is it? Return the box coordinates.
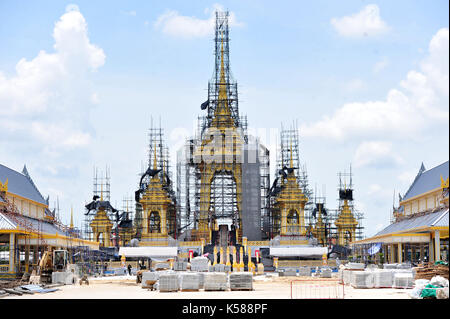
[375,208,448,236]
[0,163,48,206]
[402,161,449,202]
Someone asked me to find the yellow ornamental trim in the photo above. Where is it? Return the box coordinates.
[441,175,449,189]
[0,178,8,193]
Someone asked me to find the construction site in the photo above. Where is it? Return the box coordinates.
[1,10,448,300]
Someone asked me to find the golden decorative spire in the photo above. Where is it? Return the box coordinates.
[213,30,232,126]
[100,183,103,201]
[70,206,74,229]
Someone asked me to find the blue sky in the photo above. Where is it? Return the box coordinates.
[0,1,448,237]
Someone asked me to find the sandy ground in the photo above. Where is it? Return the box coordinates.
[2,274,412,299]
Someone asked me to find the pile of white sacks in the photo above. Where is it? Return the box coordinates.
[339,263,416,289]
[409,276,449,299]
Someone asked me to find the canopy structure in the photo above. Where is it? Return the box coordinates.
[269,246,328,257]
[118,246,178,258]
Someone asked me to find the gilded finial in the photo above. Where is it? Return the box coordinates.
[0,178,8,193]
[70,206,74,229]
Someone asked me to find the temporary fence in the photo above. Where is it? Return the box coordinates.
[290,278,344,299]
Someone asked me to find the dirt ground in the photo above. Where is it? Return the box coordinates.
[2,275,412,299]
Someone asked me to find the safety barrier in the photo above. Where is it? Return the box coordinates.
[290,278,344,299]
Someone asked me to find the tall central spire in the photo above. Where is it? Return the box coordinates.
[214,32,231,120]
[207,11,240,129]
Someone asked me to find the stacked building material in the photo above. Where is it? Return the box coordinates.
[383,263,398,269]
[320,267,332,278]
[414,263,449,280]
[142,272,159,289]
[191,257,209,272]
[373,270,394,288]
[346,262,365,270]
[393,272,414,288]
[197,272,205,289]
[174,261,188,271]
[230,273,253,291]
[180,273,200,291]
[159,273,179,292]
[298,266,311,277]
[279,268,297,276]
[204,272,228,291]
[351,271,374,289]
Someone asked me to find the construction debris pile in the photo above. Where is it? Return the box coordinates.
[0,281,60,297]
[409,276,449,299]
[414,262,449,280]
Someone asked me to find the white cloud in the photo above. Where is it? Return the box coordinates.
[154,4,244,38]
[0,6,105,149]
[301,28,449,140]
[354,141,403,168]
[373,57,389,73]
[331,4,390,38]
[343,78,366,93]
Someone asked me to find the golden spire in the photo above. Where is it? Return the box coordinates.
[213,30,232,126]
[70,206,74,229]
[100,183,103,201]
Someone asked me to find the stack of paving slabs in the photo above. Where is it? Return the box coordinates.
[342,263,365,285]
[204,272,228,291]
[191,257,209,272]
[383,263,399,270]
[351,271,374,289]
[373,270,394,288]
[174,261,188,271]
[180,273,200,291]
[230,272,253,291]
[279,268,297,277]
[320,267,332,278]
[159,272,179,292]
[197,272,205,289]
[298,266,311,277]
[142,272,159,289]
[346,262,365,270]
[393,271,414,288]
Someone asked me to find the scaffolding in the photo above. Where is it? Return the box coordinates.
[176,11,269,245]
[268,123,312,239]
[83,167,118,248]
[134,120,177,243]
[314,168,365,248]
